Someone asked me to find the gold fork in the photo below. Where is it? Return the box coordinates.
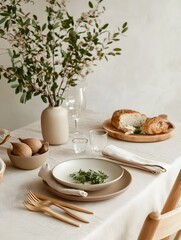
[35,192,94,214]
[24,199,80,227]
[26,191,89,223]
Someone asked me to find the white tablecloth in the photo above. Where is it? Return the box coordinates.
[0,110,181,240]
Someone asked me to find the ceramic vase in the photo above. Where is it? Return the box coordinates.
[41,106,69,145]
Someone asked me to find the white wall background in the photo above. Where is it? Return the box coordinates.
[0,0,181,130]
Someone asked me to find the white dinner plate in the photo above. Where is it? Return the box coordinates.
[52,158,124,191]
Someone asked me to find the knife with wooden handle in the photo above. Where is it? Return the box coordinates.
[34,192,94,214]
[51,203,89,223]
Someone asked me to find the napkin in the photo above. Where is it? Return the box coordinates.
[38,164,88,197]
[0,128,10,145]
[102,145,168,174]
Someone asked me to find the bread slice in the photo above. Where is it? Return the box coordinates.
[111,109,147,134]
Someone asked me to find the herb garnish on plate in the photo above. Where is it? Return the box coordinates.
[70,169,108,185]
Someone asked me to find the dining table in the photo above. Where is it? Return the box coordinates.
[0,110,181,240]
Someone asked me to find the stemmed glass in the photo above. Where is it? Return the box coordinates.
[65,84,86,135]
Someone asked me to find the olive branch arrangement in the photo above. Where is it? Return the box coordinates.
[0,0,128,107]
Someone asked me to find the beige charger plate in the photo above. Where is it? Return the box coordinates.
[44,168,132,202]
[103,119,175,143]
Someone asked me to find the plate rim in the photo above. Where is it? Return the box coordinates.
[103,118,175,143]
[52,158,124,191]
[45,167,132,202]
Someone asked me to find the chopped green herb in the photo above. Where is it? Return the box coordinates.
[70,169,108,185]
[134,126,145,134]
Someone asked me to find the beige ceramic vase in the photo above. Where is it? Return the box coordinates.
[41,106,69,145]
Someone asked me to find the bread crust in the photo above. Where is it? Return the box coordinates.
[142,116,170,134]
[111,109,172,135]
[111,109,146,132]
[111,109,139,129]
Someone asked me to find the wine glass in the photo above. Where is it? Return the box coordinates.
[65,84,86,135]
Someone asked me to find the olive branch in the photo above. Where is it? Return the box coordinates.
[0,0,128,107]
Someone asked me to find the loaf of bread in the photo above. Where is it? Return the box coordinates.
[111,109,147,134]
[111,110,172,135]
[141,116,171,135]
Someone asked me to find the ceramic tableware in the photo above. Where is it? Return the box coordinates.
[52,158,124,191]
[7,149,48,170]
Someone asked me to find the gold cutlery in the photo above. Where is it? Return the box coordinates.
[24,199,80,227]
[34,192,94,214]
[26,191,89,223]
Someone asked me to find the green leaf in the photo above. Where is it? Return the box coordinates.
[122,22,127,28]
[42,23,46,31]
[0,29,5,36]
[20,92,27,103]
[34,91,41,96]
[113,48,122,51]
[0,13,9,17]
[113,32,120,38]
[17,17,24,27]
[0,17,7,24]
[57,11,63,19]
[62,19,71,29]
[4,19,10,30]
[11,84,19,88]
[41,95,47,103]
[101,23,109,30]
[51,82,58,92]
[8,49,13,58]
[15,85,22,94]
[24,18,31,26]
[26,91,32,100]
[122,27,128,33]
[107,52,115,56]
[105,56,108,61]
[86,52,92,57]
[88,1,93,8]
[52,22,60,30]
[33,15,38,20]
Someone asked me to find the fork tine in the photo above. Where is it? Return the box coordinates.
[26,192,40,206]
[28,191,40,202]
[26,192,89,223]
[27,191,39,202]
[25,194,38,207]
[25,197,34,206]
[24,198,80,227]
[24,200,33,210]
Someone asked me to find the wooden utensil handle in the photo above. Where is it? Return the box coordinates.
[55,203,89,223]
[45,207,80,227]
[35,192,94,214]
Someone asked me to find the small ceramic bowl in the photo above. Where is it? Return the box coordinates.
[7,149,48,170]
[0,158,6,182]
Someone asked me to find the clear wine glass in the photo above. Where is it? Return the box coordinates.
[65,84,86,135]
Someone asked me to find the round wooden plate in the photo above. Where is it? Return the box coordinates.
[102,119,175,143]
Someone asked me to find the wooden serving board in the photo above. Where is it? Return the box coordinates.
[102,119,175,143]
